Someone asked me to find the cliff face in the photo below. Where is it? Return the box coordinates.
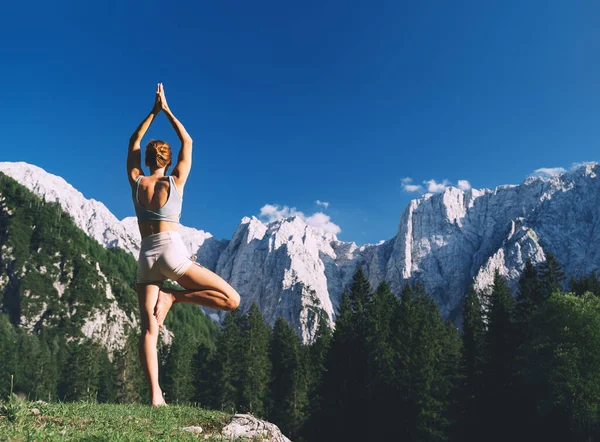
[0,171,139,353]
[3,161,599,342]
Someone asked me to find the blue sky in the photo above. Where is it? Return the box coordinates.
[1,1,599,244]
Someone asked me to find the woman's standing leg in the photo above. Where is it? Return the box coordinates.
[137,283,166,406]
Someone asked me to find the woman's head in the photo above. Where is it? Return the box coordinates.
[145,140,172,170]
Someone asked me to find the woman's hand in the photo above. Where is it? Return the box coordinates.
[158,83,170,111]
[152,83,163,114]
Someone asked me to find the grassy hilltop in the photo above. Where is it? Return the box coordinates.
[0,400,240,441]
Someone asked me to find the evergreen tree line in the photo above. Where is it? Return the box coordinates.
[0,301,218,406]
[187,269,462,442]
[3,252,600,442]
[187,302,314,440]
[0,316,145,404]
[190,259,600,442]
[458,254,600,442]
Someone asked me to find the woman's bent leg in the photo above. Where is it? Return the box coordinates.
[155,263,240,327]
[137,283,166,406]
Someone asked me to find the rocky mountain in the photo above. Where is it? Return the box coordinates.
[0,162,143,256]
[2,161,599,342]
[0,168,218,355]
[0,170,140,353]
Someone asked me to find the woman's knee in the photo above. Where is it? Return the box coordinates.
[140,321,159,338]
[223,289,240,311]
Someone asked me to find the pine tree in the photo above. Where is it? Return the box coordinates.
[393,283,419,440]
[461,284,486,390]
[115,331,148,404]
[510,259,546,440]
[14,330,39,397]
[13,331,57,401]
[59,339,103,402]
[482,270,516,441]
[412,290,454,441]
[269,317,307,440]
[364,280,398,440]
[349,266,371,314]
[391,282,462,442]
[514,259,541,335]
[315,267,374,442]
[53,336,70,400]
[238,302,271,417]
[538,252,565,300]
[456,283,486,442]
[313,290,353,441]
[0,314,18,399]
[213,310,243,412]
[441,319,463,442]
[345,268,372,441]
[307,313,332,403]
[192,342,215,407]
[301,313,332,441]
[37,330,60,402]
[163,327,195,404]
[96,346,117,403]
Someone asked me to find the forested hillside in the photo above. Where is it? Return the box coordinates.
[0,172,218,404]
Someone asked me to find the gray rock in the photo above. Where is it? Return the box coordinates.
[182,426,203,434]
[222,414,291,441]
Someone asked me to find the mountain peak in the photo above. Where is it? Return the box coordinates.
[6,160,600,341]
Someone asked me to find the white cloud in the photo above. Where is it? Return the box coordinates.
[402,177,424,193]
[259,204,301,223]
[304,212,341,235]
[425,179,451,193]
[532,167,566,177]
[315,200,330,209]
[403,177,472,194]
[259,204,341,235]
[457,180,471,191]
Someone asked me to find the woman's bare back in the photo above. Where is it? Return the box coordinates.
[134,176,181,237]
[136,176,172,211]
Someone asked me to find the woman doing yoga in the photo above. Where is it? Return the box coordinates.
[127,83,240,406]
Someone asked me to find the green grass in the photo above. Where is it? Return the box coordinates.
[0,401,239,441]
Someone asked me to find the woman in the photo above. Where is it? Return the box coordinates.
[127,83,240,406]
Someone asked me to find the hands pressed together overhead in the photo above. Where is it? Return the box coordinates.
[153,83,170,113]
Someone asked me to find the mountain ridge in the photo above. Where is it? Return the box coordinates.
[2,161,599,341]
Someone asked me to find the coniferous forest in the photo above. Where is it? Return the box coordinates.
[2,173,600,441]
[3,265,600,441]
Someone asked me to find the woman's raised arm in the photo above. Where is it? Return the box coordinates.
[127,85,162,184]
[158,83,193,188]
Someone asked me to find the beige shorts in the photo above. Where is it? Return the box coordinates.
[137,231,194,284]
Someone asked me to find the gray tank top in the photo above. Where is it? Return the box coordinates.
[132,176,182,223]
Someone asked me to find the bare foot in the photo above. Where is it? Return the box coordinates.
[154,290,175,328]
[152,399,168,407]
[151,388,168,407]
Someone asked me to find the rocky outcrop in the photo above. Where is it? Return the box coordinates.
[221,414,291,442]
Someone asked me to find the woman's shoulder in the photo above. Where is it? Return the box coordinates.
[169,175,184,196]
